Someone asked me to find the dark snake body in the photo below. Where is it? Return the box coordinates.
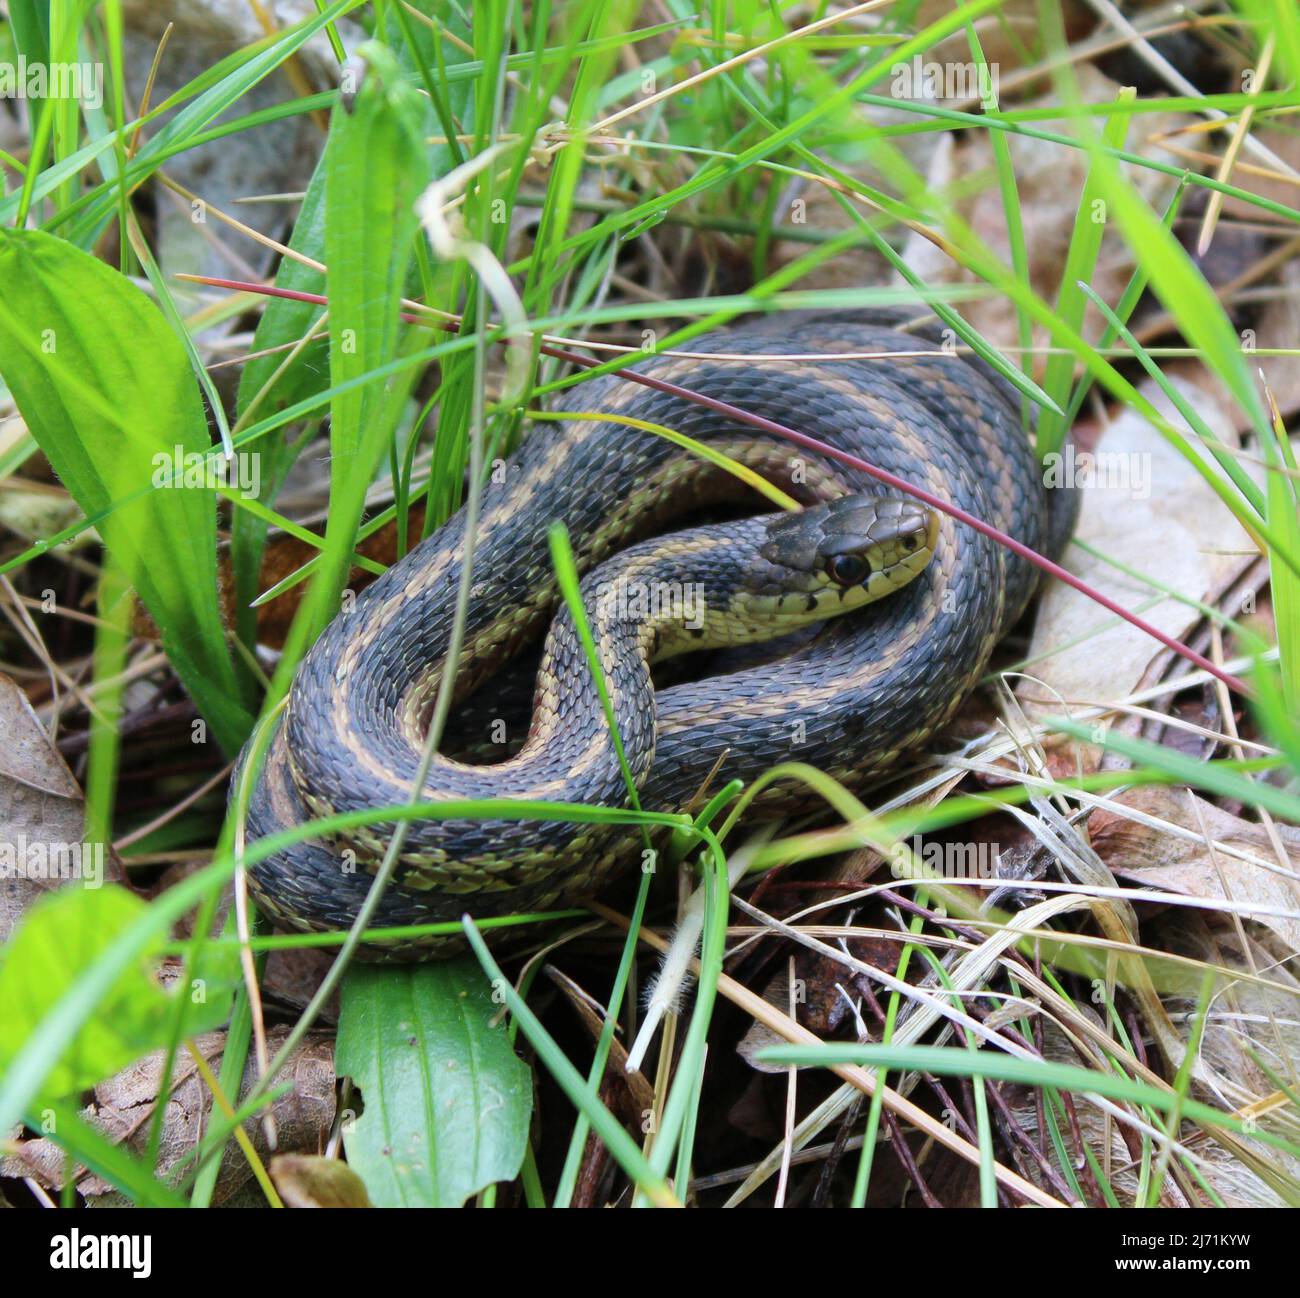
[238,314,1076,954]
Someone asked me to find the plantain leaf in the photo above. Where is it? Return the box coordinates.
[0,886,233,1102]
[337,961,532,1208]
[0,228,254,753]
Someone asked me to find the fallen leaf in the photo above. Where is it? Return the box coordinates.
[0,673,123,941]
[0,1027,336,1206]
[1091,784,1300,954]
[270,1154,371,1208]
[1017,371,1256,732]
[900,65,1192,356]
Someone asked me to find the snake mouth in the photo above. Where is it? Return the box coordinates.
[925,508,942,554]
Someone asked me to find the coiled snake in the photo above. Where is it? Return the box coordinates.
[237,313,1076,955]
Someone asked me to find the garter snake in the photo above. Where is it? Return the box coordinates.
[237,313,1076,955]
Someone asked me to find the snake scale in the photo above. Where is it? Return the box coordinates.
[237,312,1077,956]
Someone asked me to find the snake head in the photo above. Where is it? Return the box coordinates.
[759,494,940,616]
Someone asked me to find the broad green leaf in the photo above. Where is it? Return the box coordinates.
[336,961,532,1208]
[0,229,254,753]
[0,886,231,1101]
[6,3,51,108]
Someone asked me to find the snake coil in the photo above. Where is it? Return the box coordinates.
[237,313,1076,955]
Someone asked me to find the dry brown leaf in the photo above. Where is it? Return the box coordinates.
[1091,784,1300,954]
[900,65,1191,356]
[0,481,90,552]
[1155,916,1300,1107]
[270,1154,370,1208]
[0,1028,335,1206]
[737,936,904,1074]
[1016,371,1255,729]
[1247,255,1300,423]
[1004,1008,1290,1207]
[0,672,124,941]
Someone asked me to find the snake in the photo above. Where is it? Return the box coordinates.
[237,312,1077,956]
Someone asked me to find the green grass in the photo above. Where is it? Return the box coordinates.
[0,0,1298,1209]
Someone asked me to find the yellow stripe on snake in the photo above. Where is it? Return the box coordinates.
[236,313,1076,956]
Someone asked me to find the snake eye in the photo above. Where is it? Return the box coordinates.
[827,553,870,586]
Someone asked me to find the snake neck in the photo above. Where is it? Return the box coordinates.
[583,517,821,664]
[494,514,847,781]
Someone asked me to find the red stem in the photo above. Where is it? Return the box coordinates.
[190,274,1249,697]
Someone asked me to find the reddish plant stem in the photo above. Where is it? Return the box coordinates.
[190,274,1250,697]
